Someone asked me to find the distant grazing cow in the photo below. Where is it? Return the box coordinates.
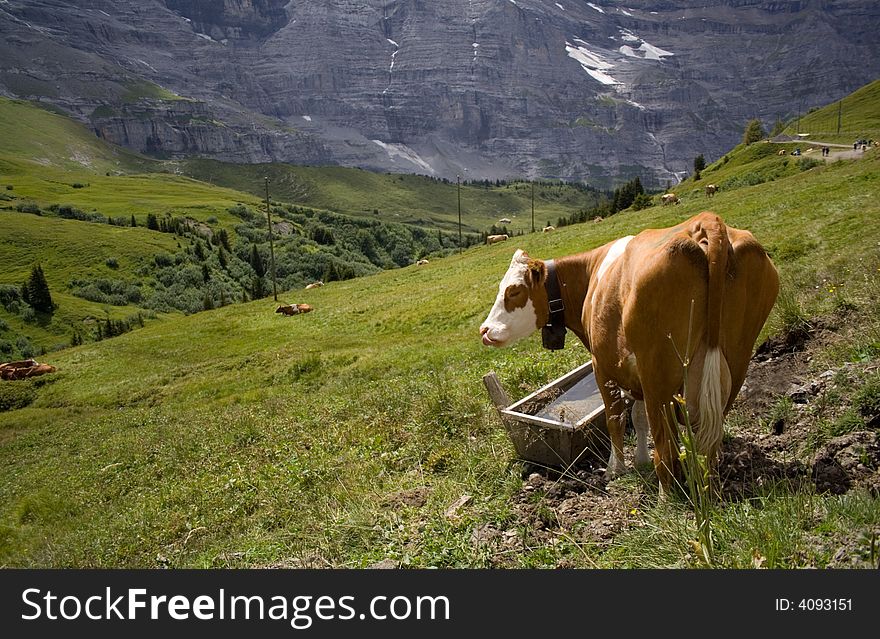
[479,212,778,490]
[275,303,313,316]
[417,259,429,265]
[542,226,556,233]
[778,149,786,156]
[0,359,57,380]
[661,193,679,206]
[592,216,604,223]
[305,281,323,290]
[499,218,512,224]
[705,184,717,197]
[487,234,509,245]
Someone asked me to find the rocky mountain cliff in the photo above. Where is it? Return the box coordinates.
[1,0,879,187]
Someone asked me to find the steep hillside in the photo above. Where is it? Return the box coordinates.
[782,78,880,144]
[1,126,878,567]
[0,98,600,357]
[2,1,879,185]
[178,159,601,233]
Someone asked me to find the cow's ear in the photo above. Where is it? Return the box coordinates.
[526,259,545,284]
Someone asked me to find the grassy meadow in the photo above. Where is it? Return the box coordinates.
[1,96,601,357]
[781,78,880,144]
[1,123,879,567]
[178,159,602,235]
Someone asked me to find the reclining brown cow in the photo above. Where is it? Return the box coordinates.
[275,304,313,316]
[0,359,57,380]
[479,212,778,489]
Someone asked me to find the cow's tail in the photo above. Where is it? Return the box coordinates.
[695,215,731,458]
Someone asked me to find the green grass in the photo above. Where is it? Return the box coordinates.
[121,80,189,104]
[783,78,880,144]
[1,143,878,567]
[0,211,182,352]
[0,97,148,174]
[178,159,601,235]
[1,88,880,568]
[0,97,601,356]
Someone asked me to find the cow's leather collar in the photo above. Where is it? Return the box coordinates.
[542,259,567,350]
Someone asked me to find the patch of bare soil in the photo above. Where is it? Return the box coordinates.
[491,312,880,566]
[728,313,880,497]
[472,467,647,567]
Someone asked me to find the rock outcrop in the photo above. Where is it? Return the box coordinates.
[2,0,878,186]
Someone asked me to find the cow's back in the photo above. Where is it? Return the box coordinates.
[588,213,776,402]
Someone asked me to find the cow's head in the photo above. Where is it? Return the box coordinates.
[479,249,550,347]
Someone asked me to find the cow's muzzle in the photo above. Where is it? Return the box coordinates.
[480,325,501,347]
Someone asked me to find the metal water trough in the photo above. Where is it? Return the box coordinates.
[483,361,610,468]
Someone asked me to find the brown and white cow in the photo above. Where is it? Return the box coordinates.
[305,281,324,290]
[542,226,556,233]
[276,303,313,316]
[661,193,679,206]
[0,359,57,380]
[705,184,717,197]
[487,234,509,245]
[479,212,778,489]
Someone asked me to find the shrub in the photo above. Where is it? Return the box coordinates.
[105,257,119,269]
[743,119,765,145]
[68,278,142,305]
[228,204,255,221]
[0,382,36,412]
[153,253,174,268]
[797,157,822,171]
[15,336,35,358]
[630,193,653,211]
[15,201,41,214]
[0,284,21,310]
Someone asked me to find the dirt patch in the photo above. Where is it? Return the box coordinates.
[472,468,645,567]
[812,431,880,495]
[382,486,430,509]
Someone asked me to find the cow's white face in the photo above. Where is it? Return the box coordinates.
[480,249,541,347]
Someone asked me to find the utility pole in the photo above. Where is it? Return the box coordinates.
[264,176,278,301]
[530,181,535,233]
[457,174,462,254]
[796,98,804,135]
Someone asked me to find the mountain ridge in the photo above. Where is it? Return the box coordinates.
[2,0,879,186]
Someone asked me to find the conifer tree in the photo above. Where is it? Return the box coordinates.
[250,244,266,278]
[22,264,54,313]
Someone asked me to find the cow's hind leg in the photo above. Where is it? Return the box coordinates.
[597,378,628,480]
[643,398,680,494]
[632,400,651,469]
